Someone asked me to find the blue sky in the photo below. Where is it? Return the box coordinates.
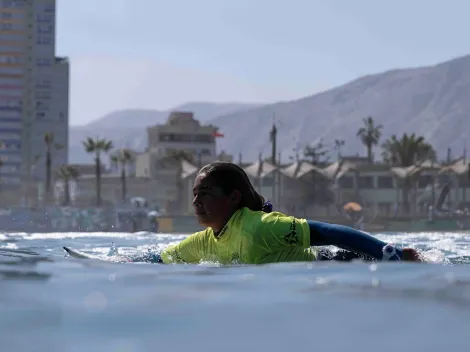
[56,0,470,125]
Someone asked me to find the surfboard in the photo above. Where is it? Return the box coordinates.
[62,246,169,265]
[63,246,103,260]
[63,246,133,263]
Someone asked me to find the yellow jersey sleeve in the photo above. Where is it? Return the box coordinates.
[254,212,316,262]
[160,230,207,264]
[257,247,316,264]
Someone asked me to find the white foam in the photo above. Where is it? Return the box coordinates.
[0,243,18,249]
[16,232,188,241]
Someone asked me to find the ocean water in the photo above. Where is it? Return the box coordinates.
[1,231,470,352]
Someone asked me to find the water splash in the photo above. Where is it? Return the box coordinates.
[106,242,119,257]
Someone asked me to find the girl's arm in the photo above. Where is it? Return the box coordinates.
[308,220,420,261]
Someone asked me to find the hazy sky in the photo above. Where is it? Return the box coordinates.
[56,0,470,126]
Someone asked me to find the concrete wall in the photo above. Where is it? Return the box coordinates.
[0,206,112,232]
[0,206,203,234]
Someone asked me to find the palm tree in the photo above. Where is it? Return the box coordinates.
[356,116,383,164]
[82,137,113,206]
[301,140,334,208]
[56,165,79,205]
[303,139,330,165]
[381,133,436,213]
[381,133,435,166]
[111,148,134,203]
[44,133,63,201]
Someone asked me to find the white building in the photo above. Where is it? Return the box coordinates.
[0,0,69,187]
[147,111,219,161]
[137,111,228,178]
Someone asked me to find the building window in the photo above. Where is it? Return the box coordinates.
[339,176,354,189]
[36,14,54,22]
[358,176,374,189]
[36,58,52,66]
[43,3,55,13]
[36,93,51,99]
[160,133,173,141]
[0,142,20,150]
[2,0,26,8]
[158,133,214,143]
[36,24,53,34]
[418,175,432,188]
[377,176,393,188]
[438,174,451,184]
[0,55,21,64]
[36,36,52,45]
[458,175,470,187]
[0,23,12,31]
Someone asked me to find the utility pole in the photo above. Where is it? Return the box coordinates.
[430,158,435,222]
[464,141,467,163]
[238,152,242,166]
[270,115,277,204]
[270,116,277,165]
[464,142,467,202]
[257,152,263,193]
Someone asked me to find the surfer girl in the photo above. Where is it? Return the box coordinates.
[144,161,420,265]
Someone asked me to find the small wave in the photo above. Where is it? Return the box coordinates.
[20,232,157,240]
[1,243,18,250]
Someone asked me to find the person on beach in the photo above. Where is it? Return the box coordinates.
[148,162,420,265]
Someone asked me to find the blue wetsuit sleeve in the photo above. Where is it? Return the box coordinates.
[307,220,402,260]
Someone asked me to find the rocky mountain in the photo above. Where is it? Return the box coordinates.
[211,54,470,163]
[69,54,470,164]
[69,102,263,164]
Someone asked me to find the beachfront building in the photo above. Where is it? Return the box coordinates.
[237,157,470,219]
[162,154,470,219]
[48,142,470,223]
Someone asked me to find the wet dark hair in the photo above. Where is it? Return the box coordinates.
[198,161,273,213]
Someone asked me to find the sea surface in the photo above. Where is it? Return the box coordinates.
[1,230,470,352]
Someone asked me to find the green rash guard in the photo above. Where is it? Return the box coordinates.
[160,207,317,264]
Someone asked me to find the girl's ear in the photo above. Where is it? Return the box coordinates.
[230,189,242,206]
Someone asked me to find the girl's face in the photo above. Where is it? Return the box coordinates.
[192,173,241,232]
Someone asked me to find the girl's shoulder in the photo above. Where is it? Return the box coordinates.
[240,207,299,231]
